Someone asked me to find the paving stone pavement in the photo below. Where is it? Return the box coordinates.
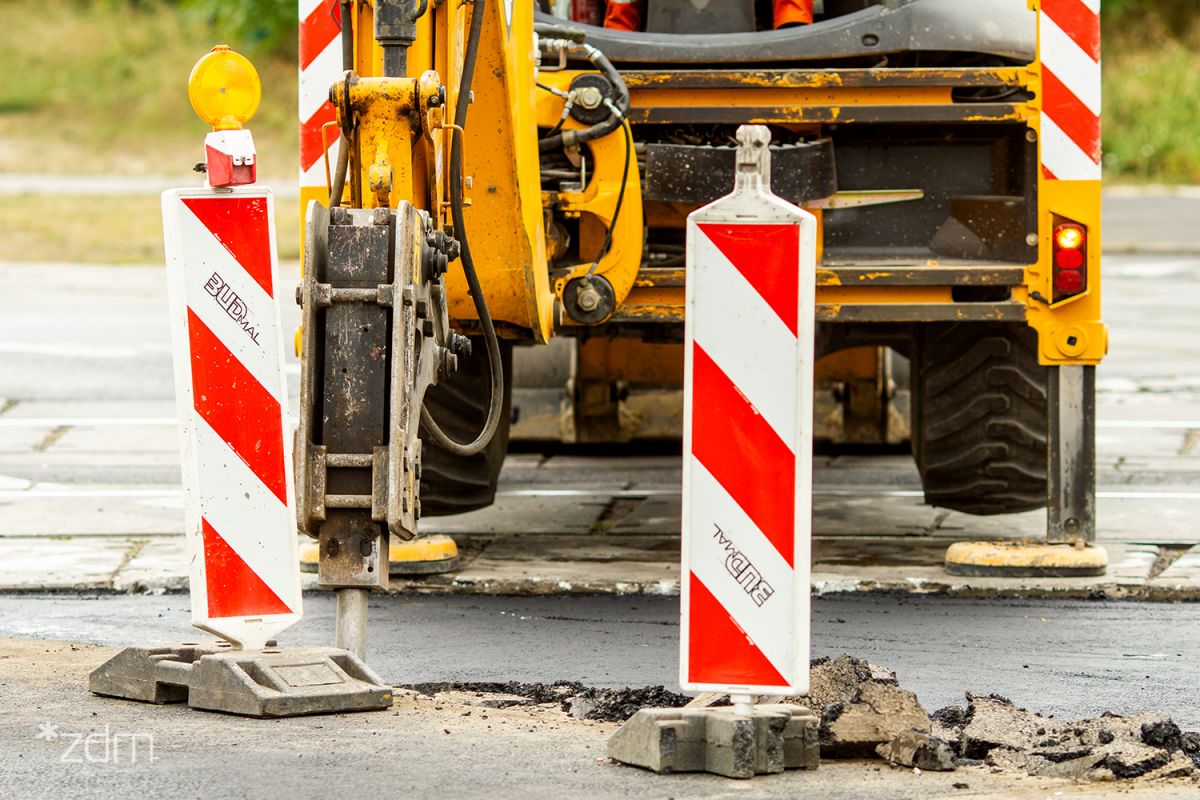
[4,256,1200,597]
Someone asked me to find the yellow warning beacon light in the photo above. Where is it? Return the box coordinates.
[187,45,260,188]
[187,45,262,131]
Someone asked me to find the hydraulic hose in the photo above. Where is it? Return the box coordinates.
[419,0,505,457]
[536,41,630,153]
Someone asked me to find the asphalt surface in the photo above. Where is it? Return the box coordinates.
[3,592,1200,729]
[15,634,1186,800]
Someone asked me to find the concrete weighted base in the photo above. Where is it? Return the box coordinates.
[89,641,393,717]
[607,705,819,778]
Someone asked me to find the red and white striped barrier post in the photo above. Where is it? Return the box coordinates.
[608,126,821,777]
[161,187,302,651]
[1038,0,1100,182]
[680,125,816,706]
[89,46,391,716]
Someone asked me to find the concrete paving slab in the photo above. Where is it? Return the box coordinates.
[424,491,615,536]
[1149,544,1200,592]
[425,534,681,595]
[0,425,55,452]
[1111,543,1162,586]
[0,474,32,491]
[111,537,189,593]
[1096,427,1198,458]
[1094,496,1200,545]
[391,537,1169,599]
[810,542,1160,599]
[0,490,184,536]
[608,496,682,535]
[499,452,548,470]
[0,399,176,421]
[930,508,1043,540]
[0,452,181,485]
[0,529,1180,599]
[540,454,682,472]
[812,495,948,537]
[0,536,133,590]
[48,424,177,453]
[1104,193,1200,254]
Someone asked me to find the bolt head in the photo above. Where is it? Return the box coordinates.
[577,289,600,312]
[577,86,603,109]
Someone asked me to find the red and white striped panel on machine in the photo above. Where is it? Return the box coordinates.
[1039,0,1101,181]
[299,0,344,189]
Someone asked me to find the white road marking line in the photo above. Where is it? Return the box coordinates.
[1097,420,1200,429]
[0,418,178,428]
[0,342,171,358]
[0,417,301,428]
[0,489,183,499]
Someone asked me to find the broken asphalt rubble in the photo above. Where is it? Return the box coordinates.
[411,654,1200,782]
[805,655,1200,781]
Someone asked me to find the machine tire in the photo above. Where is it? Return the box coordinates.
[418,337,513,517]
[912,323,1048,515]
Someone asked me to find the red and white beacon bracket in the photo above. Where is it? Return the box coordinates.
[204,128,257,188]
[681,125,816,706]
[161,154,302,650]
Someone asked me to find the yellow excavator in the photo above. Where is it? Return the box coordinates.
[280,0,1105,641]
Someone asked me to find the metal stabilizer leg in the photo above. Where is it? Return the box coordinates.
[89,641,392,717]
[608,705,820,778]
[336,588,370,659]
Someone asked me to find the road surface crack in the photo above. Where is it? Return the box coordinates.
[32,424,70,453]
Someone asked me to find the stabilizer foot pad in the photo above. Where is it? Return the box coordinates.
[299,535,461,576]
[607,705,819,778]
[944,541,1108,578]
[89,642,393,717]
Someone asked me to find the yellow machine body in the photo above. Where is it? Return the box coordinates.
[302,0,1102,368]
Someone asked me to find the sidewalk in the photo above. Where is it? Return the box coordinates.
[1103,187,1200,255]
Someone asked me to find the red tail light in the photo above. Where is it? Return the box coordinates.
[1051,220,1087,302]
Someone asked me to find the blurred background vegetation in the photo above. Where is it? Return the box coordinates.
[0,0,1195,261]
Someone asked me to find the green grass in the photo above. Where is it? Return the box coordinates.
[0,193,300,263]
[0,0,296,177]
[1102,16,1200,184]
[0,0,1196,220]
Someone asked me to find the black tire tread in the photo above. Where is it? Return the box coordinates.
[913,323,1048,516]
[418,339,513,517]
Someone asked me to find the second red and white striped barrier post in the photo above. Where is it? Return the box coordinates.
[609,125,821,778]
